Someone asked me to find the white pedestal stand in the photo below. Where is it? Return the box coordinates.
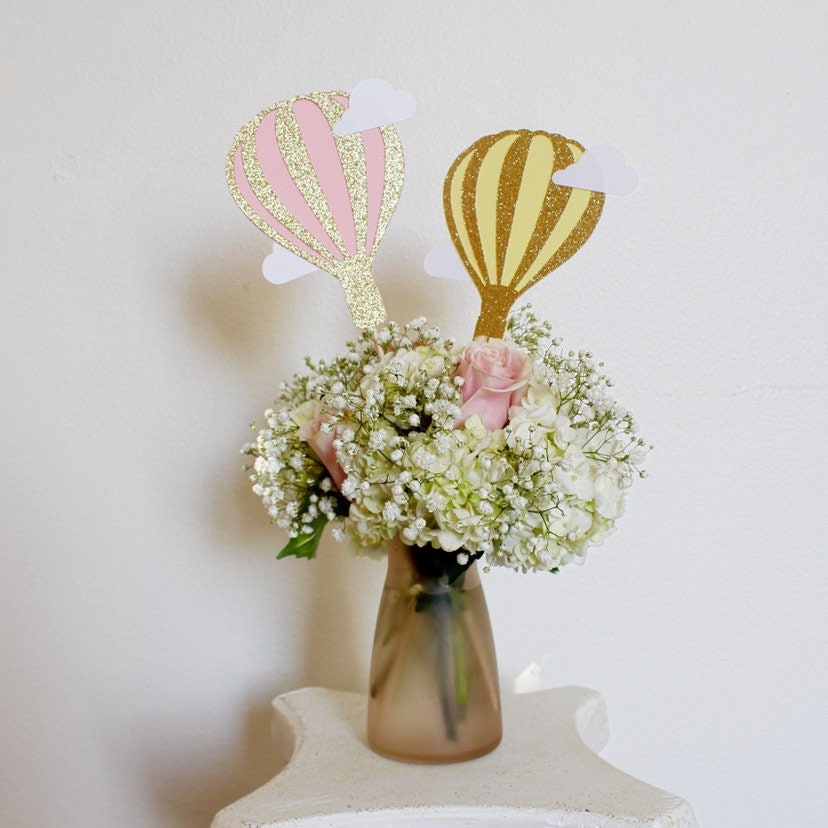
[213,686,697,827]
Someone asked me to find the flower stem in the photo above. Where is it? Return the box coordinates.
[453,599,469,708]
[430,588,458,741]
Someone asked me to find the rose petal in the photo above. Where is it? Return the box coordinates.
[456,387,513,431]
[454,339,532,431]
[306,429,346,488]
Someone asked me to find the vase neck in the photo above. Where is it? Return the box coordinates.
[385,537,481,591]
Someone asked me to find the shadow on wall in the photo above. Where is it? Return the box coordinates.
[136,687,289,828]
[153,241,380,825]
[299,536,383,690]
[182,236,365,371]
[183,231,479,370]
[189,239,381,688]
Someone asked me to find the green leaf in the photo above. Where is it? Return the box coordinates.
[276,512,327,560]
[275,483,348,562]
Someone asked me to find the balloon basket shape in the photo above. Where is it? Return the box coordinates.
[367,538,502,763]
[473,286,518,340]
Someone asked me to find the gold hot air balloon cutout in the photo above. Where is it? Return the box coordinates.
[443,130,605,339]
[227,90,405,329]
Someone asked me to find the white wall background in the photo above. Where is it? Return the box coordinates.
[2,1,827,825]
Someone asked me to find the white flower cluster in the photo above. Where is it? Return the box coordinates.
[241,403,341,537]
[243,308,649,573]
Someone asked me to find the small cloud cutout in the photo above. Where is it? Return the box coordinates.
[552,145,638,196]
[333,78,416,136]
[262,243,319,284]
[423,240,468,280]
[513,657,555,694]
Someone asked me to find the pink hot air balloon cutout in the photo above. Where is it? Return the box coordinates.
[227,90,405,328]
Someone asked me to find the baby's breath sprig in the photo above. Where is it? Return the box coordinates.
[505,304,552,352]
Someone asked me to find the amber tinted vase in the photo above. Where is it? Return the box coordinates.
[367,538,502,763]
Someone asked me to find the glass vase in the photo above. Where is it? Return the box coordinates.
[367,537,502,763]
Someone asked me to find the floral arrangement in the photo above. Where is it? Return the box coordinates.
[229,88,651,760]
[243,306,649,575]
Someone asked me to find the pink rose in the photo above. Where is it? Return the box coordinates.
[298,404,346,488]
[455,339,532,431]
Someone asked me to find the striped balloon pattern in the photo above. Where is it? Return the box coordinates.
[443,130,605,339]
[227,91,405,329]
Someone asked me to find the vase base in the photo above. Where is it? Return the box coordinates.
[368,732,502,765]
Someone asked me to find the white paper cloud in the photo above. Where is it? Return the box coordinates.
[423,240,468,280]
[262,243,319,284]
[513,657,556,694]
[333,78,416,137]
[552,145,638,196]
